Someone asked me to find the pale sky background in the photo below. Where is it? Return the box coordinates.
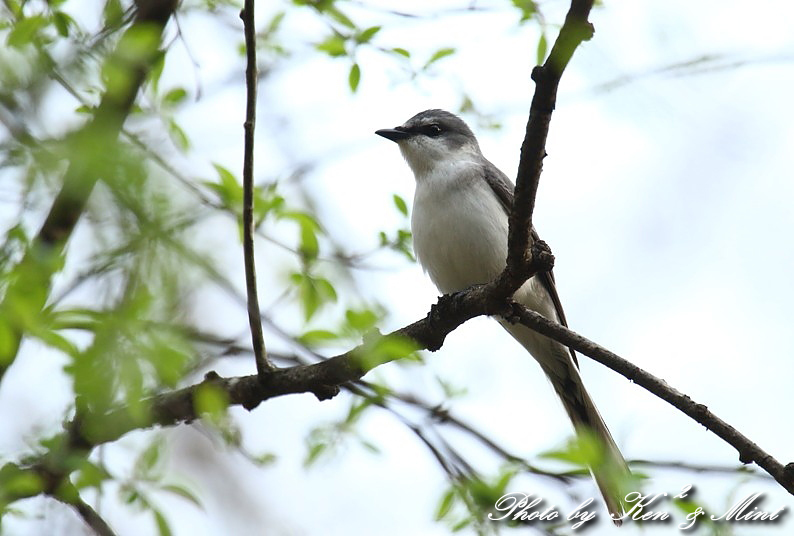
[2,0,794,535]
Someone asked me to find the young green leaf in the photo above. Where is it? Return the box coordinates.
[345,308,379,333]
[424,47,456,69]
[161,484,203,509]
[7,15,47,49]
[168,118,190,151]
[512,0,538,22]
[435,488,457,520]
[194,383,229,423]
[356,25,381,44]
[297,329,339,346]
[316,34,347,57]
[326,5,356,29]
[536,33,548,65]
[348,62,361,92]
[153,508,173,536]
[53,11,74,37]
[392,194,408,216]
[162,87,188,107]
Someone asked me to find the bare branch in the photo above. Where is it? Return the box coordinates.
[4,285,791,508]
[499,0,595,296]
[239,0,273,378]
[63,493,117,536]
[506,303,794,495]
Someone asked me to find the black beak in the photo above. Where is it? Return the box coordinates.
[375,127,411,142]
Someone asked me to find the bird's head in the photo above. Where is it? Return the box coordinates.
[376,109,481,178]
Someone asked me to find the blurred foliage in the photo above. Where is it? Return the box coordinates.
[0,0,616,535]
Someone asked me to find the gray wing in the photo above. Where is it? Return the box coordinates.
[480,160,578,367]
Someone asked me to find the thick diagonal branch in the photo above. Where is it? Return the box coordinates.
[506,303,794,495]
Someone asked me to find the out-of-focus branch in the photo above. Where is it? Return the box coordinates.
[5,283,793,510]
[61,491,117,536]
[239,0,273,378]
[0,0,180,384]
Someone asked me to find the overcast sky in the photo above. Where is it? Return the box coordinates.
[2,0,794,535]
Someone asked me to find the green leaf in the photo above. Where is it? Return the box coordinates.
[316,34,347,57]
[304,441,327,467]
[73,460,112,491]
[345,308,378,332]
[392,194,408,216]
[136,437,164,477]
[281,211,322,260]
[253,183,285,224]
[290,272,337,321]
[356,25,381,44]
[194,383,229,423]
[168,119,190,151]
[6,15,47,48]
[435,488,456,520]
[162,87,188,107]
[348,62,361,92]
[161,484,203,509]
[353,333,420,370]
[326,6,355,29]
[345,397,372,424]
[31,325,79,357]
[536,33,548,65]
[0,464,44,499]
[210,163,243,207]
[424,47,456,69]
[251,452,277,466]
[298,329,339,346]
[265,11,286,34]
[145,335,191,387]
[359,438,380,454]
[153,508,172,536]
[0,322,16,363]
[103,0,125,29]
[451,517,472,532]
[512,0,538,22]
[391,47,410,58]
[539,432,605,468]
[53,11,74,37]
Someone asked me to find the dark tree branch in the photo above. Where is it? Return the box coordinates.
[506,303,794,495]
[239,0,273,378]
[630,459,773,478]
[4,0,792,527]
[499,0,595,297]
[6,290,790,508]
[60,491,118,536]
[0,0,179,384]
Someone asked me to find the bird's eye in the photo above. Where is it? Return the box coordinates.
[423,124,442,137]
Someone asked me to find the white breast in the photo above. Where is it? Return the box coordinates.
[411,160,510,294]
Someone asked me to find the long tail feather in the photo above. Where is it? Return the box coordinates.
[499,320,630,524]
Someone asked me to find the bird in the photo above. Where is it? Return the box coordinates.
[375,109,629,523]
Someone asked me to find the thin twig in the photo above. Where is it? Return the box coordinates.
[630,459,773,479]
[67,493,118,536]
[240,0,273,377]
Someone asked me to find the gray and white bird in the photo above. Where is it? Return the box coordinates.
[376,109,629,522]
